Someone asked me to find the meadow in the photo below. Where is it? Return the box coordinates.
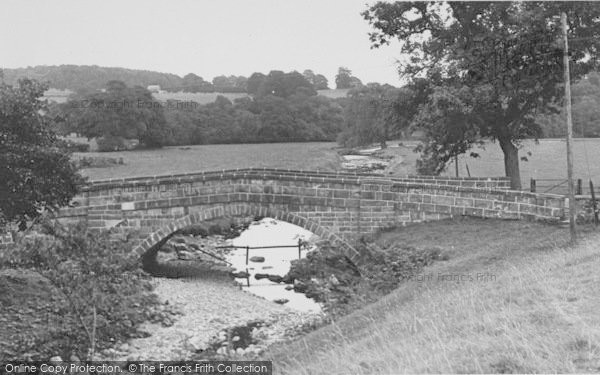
[75,138,600,191]
[75,142,341,180]
[444,138,600,193]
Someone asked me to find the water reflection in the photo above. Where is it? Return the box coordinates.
[226,218,321,312]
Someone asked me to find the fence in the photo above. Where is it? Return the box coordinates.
[216,239,304,287]
[530,178,584,195]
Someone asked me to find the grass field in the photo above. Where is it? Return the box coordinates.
[444,138,600,192]
[75,137,600,189]
[268,218,600,374]
[75,142,341,180]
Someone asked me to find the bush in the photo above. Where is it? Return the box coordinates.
[285,240,442,316]
[58,139,90,153]
[0,222,165,360]
[96,136,126,152]
[76,156,124,169]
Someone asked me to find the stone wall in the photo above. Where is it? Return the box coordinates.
[53,168,565,263]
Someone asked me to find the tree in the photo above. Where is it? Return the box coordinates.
[363,1,600,189]
[313,74,330,90]
[0,79,81,229]
[182,73,213,92]
[338,83,414,148]
[303,70,329,90]
[335,67,362,89]
[248,71,316,98]
[60,81,170,150]
[336,67,353,89]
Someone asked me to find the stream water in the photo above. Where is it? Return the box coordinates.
[225,218,322,313]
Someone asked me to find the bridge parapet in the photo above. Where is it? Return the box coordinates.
[54,168,562,262]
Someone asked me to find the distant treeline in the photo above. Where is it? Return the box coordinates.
[0,65,343,93]
[537,72,600,138]
[50,72,352,150]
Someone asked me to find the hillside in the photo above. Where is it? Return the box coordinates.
[268,219,600,374]
[4,65,352,103]
[2,65,184,92]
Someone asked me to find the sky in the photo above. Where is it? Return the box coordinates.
[1,0,406,87]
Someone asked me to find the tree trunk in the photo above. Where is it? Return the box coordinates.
[498,137,522,190]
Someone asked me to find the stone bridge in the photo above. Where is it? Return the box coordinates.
[55,168,566,264]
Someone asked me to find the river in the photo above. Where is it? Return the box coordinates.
[226,218,322,312]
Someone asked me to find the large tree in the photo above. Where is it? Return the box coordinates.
[0,79,81,229]
[363,1,600,189]
[60,81,170,150]
[335,67,363,89]
[338,83,413,148]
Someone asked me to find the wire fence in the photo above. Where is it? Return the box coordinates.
[215,239,304,287]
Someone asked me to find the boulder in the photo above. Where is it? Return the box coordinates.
[267,274,283,283]
[273,298,289,305]
[232,271,250,279]
[249,256,265,263]
[293,281,308,293]
[281,274,294,284]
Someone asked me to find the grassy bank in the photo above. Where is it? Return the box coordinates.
[269,218,600,373]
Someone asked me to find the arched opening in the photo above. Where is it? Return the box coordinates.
[135,204,360,311]
[132,203,359,261]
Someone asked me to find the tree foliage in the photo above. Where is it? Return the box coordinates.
[338,83,413,148]
[0,79,81,229]
[363,1,600,188]
[164,90,344,145]
[247,70,317,98]
[0,223,170,360]
[335,67,363,89]
[539,72,600,137]
[59,81,169,149]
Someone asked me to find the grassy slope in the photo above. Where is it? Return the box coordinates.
[269,218,600,374]
[75,142,341,180]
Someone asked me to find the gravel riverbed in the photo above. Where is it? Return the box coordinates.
[101,276,323,360]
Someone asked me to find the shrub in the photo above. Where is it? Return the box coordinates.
[285,240,442,316]
[96,136,126,152]
[76,156,124,169]
[58,139,90,153]
[0,222,164,360]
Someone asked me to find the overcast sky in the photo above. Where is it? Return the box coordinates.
[1,0,405,86]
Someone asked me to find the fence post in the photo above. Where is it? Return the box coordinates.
[245,246,249,265]
[590,180,599,226]
[298,239,302,260]
[530,178,536,193]
[577,179,583,195]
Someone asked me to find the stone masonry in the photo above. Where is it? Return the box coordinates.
[54,168,565,264]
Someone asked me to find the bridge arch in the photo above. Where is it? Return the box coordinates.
[132,203,361,263]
